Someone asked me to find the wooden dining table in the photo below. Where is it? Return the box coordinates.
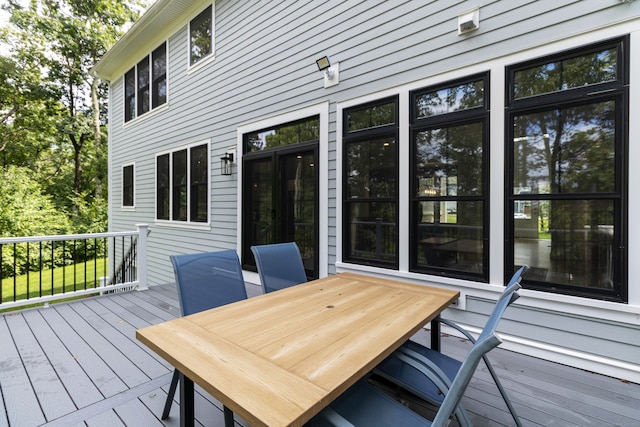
[136,272,459,427]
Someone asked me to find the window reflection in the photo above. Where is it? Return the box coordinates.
[415,201,483,273]
[513,101,615,194]
[513,47,617,99]
[410,74,488,280]
[515,199,614,289]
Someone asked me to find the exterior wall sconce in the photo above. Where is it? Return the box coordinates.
[220,152,234,175]
[316,55,339,88]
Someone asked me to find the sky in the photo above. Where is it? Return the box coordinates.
[0,1,11,54]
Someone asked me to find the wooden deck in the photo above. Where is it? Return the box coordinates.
[1,282,639,427]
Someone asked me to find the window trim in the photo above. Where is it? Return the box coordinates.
[122,163,135,209]
[504,36,628,302]
[188,4,215,70]
[123,41,168,124]
[155,140,211,227]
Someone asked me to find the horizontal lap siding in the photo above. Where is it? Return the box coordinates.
[453,296,640,367]
[108,0,638,373]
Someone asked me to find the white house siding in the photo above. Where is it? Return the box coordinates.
[102,0,640,382]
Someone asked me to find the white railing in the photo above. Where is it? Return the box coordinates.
[0,224,148,310]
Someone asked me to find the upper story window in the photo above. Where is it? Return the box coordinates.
[124,42,167,123]
[343,97,399,268]
[410,74,489,281]
[156,142,209,224]
[189,5,213,66]
[122,163,135,208]
[506,37,628,301]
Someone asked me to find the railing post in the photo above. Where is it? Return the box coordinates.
[136,224,149,291]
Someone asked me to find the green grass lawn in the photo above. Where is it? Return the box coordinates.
[1,258,108,307]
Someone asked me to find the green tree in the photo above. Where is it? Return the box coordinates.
[2,0,144,234]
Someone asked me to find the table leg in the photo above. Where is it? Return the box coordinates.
[224,406,234,427]
[179,372,194,427]
[430,318,441,352]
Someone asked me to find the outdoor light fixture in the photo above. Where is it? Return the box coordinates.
[316,55,339,88]
[220,152,234,176]
[316,56,331,71]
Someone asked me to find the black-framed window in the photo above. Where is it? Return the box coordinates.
[410,74,489,281]
[122,164,134,207]
[124,41,167,122]
[156,143,209,223]
[189,5,213,66]
[506,37,628,302]
[343,97,399,268]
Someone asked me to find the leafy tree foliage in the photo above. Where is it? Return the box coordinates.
[0,0,144,238]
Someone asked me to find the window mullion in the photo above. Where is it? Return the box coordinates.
[186,148,191,222]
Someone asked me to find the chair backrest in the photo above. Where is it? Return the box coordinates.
[477,265,528,342]
[250,242,307,293]
[170,249,248,316]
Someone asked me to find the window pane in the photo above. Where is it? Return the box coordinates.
[190,145,208,222]
[347,202,397,263]
[513,101,615,194]
[190,5,212,66]
[156,154,169,220]
[281,152,316,259]
[346,101,395,132]
[415,200,483,273]
[415,80,484,119]
[247,159,274,245]
[515,199,614,289]
[514,47,617,99]
[123,165,134,206]
[172,150,187,221]
[245,117,319,152]
[346,137,396,199]
[137,57,150,115]
[415,122,483,197]
[124,68,136,121]
[152,43,167,108]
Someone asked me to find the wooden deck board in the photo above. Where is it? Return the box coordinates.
[37,303,129,398]
[0,315,46,427]
[1,283,639,426]
[54,302,151,388]
[21,309,103,409]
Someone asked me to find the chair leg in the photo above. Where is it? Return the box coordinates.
[482,356,522,427]
[162,369,180,419]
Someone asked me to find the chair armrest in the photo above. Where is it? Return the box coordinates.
[437,316,477,344]
[318,407,357,427]
[395,347,454,396]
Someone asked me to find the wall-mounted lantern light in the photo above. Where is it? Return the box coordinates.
[316,55,339,88]
[220,152,234,175]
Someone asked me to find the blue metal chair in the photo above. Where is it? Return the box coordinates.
[161,249,248,420]
[251,242,308,293]
[307,332,504,427]
[373,265,528,427]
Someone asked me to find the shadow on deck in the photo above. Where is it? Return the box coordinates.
[1,282,638,427]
